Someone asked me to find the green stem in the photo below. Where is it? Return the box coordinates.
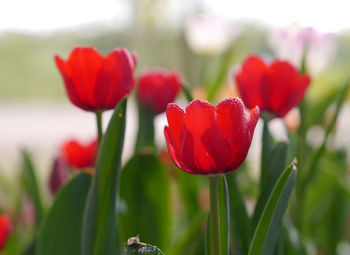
[135,105,155,152]
[260,113,273,192]
[295,101,307,232]
[95,111,103,145]
[209,176,221,255]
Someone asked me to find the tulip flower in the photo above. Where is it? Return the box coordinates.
[55,46,137,144]
[55,46,137,112]
[0,214,12,250]
[164,98,259,175]
[61,139,97,169]
[235,55,311,118]
[164,97,259,255]
[137,69,182,114]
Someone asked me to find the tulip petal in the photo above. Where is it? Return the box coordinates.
[55,55,87,110]
[138,71,181,113]
[229,105,259,171]
[164,126,193,174]
[278,75,310,117]
[216,98,249,171]
[235,56,266,109]
[65,47,104,110]
[97,48,135,109]
[265,61,298,115]
[165,104,186,165]
[182,100,231,174]
[62,139,97,169]
[0,214,12,250]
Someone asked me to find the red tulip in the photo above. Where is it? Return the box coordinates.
[55,46,137,111]
[164,98,259,175]
[61,139,97,169]
[49,156,69,194]
[0,214,12,250]
[137,69,182,113]
[235,55,311,117]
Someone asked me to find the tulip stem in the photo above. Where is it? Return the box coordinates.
[135,105,155,152]
[209,175,221,255]
[95,112,103,145]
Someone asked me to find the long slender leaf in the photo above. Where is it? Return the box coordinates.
[81,99,127,255]
[36,172,91,255]
[248,163,297,255]
[118,153,170,252]
[253,141,288,230]
[226,172,251,254]
[21,150,44,226]
[303,79,350,188]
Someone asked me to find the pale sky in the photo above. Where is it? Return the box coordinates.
[0,0,349,34]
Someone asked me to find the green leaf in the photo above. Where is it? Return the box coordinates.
[81,99,127,255]
[226,172,251,254]
[248,163,297,255]
[303,150,349,254]
[124,236,165,255]
[36,172,91,255]
[2,232,22,255]
[21,150,44,226]
[118,153,170,252]
[303,79,350,188]
[282,218,308,255]
[253,141,288,230]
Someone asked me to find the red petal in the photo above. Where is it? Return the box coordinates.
[266,61,310,117]
[229,105,259,171]
[216,98,249,171]
[265,60,298,114]
[138,70,181,113]
[55,55,88,110]
[235,55,267,109]
[99,48,135,109]
[165,103,185,165]
[62,139,97,169]
[164,126,193,174]
[182,100,231,174]
[278,74,311,117]
[0,215,12,250]
[65,47,104,110]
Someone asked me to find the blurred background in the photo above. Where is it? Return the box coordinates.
[1,0,350,184]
